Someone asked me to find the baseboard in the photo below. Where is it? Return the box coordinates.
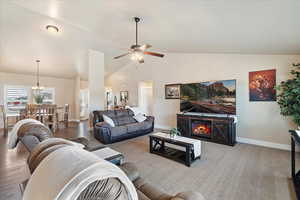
[236,137,291,151]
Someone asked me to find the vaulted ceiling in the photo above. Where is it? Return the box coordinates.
[0,0,300,79]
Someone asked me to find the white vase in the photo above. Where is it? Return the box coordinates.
[170,134,176,139]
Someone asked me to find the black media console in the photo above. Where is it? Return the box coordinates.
[177,113,236,146]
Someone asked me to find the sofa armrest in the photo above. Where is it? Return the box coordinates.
[94,123,113,144]
[145,116,155,124]
[92,111,102,126]
[119,162,140,182]
[95,122,112,128]
[171,191,205,200]
[20,135,41,152]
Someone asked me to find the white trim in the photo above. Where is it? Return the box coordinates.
[155,124,172,130]
[237,137,291,151]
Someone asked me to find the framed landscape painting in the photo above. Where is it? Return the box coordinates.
[249,69,276,101]
[165,84,181,99]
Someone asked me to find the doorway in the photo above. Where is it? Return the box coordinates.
[138,81,154,115]
[80,89,89,120]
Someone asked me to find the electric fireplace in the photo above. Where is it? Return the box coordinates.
[191,120,212,138]
[177,113,236,146]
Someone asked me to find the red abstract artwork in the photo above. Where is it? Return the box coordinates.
[249,69,276,101]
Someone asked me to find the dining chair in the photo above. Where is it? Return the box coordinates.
[24,104,58,132]
[64,104,69,128]
[0,105,7,136]
[42,104,57,132]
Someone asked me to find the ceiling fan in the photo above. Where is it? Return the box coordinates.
[114,17,164,63]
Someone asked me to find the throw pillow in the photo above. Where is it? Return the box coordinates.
[103,114,115,127]
[126,106,145,116]
[133,113,147,123]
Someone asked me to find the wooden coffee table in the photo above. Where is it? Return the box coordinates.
[149,132,201,167]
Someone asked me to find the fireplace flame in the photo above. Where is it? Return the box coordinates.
[193,124,211,135]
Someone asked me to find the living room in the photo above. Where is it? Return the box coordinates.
[1,1,300,200]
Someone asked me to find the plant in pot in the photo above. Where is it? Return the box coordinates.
[34,93,45,104]
[170,128,181,138]
[276,63,300,128]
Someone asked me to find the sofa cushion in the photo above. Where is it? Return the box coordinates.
[103,115,115,127]
[139,120,153,130]
[117,116,137,126]
[100,110,116,118]
[119,162,140,182]
[115,109,130,117]
[137,190,151,200]
[126,123,144,133]
[173,192,206,200]
[110,126,128,137]
[94,110,118,125]
[134,178,172,200]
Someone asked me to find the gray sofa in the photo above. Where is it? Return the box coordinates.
[24,137,205,200]
[93,109,154,144]
[17,123,205,200]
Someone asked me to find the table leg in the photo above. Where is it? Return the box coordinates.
[292,137,296,179]
[4,116,8,136]
[149,137,153,153]
[185,145,191,167]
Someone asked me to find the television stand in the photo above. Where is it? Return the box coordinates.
[177,113,236,146]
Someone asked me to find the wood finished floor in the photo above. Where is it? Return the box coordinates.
[0,121,298,200]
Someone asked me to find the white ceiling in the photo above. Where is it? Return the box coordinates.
[0,0,300,79]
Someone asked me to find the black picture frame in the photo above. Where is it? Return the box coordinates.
[165,84,181,99]
[120,91,129,102]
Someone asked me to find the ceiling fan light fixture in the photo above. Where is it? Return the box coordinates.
[131,52,143,61]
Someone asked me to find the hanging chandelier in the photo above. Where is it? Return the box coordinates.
[32,60,44,90]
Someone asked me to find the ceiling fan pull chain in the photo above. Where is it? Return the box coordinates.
[135,17,139,45]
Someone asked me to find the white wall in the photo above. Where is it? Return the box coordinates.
[74,75,81,120]
[0,71,76,127]
[88,50,105,112]
[106,53,300,146]
[80,80,89,89]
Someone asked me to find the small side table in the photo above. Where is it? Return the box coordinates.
[91,147,124,165]
[289,130,300,200]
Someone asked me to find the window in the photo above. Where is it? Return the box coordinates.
[4,86,55,112]
[38,88,55,104]
[5,86,29,112]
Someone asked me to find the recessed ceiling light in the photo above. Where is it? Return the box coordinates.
[46,25,59,33]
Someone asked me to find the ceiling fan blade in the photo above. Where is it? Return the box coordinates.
[140,44,152,51]
[143,51,164,58]
[138,58,145,64]
[114,52,131,59]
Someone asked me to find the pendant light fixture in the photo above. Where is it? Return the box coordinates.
[32,60,44,91]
